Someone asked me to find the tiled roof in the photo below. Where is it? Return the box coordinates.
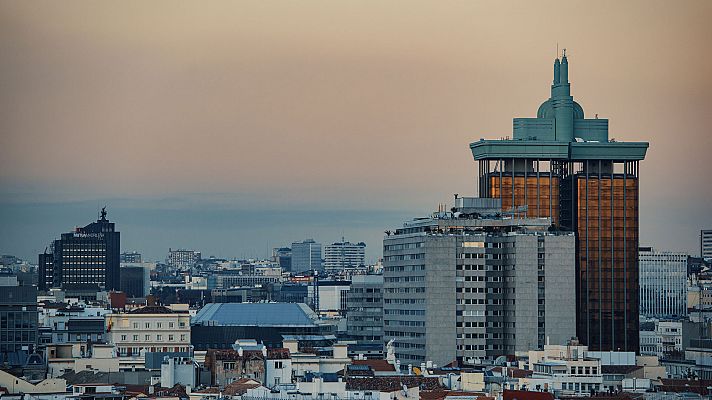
[209,349,264,361]
[352,359,397,372]
[502,390,554,400]
[223,379,261,396]
[420,390,491,400]
[267,348,290,359]
[128,306,176,314]
[659,379,712,395]
[345,376,442,391]
[60,371,114,385]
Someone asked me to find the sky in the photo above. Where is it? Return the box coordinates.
[1,1,711,262]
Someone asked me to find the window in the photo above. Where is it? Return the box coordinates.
[145,335,151,341]
[121,335,127,341]
[145,322,150,329]
[157,335,162,341]
[169,335,174,341]
[274,361,283,369]
[133,335,139,341]
[180,334,186,341]
[133,322,139,329]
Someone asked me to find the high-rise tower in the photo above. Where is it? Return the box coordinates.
[470,53,648,352]
[38,208,120,292]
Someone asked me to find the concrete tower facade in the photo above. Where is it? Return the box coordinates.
[470,53,648,352]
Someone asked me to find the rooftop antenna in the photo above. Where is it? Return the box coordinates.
[556,43,559,59]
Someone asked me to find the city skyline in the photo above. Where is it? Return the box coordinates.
[2,1,711,262]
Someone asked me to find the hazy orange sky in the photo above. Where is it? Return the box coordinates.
[1,1,711,261]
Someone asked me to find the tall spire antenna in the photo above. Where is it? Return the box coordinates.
[556,42,559,59]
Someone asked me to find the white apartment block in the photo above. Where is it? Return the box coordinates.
[639,319,683,357]
[105,305,191,370]
[639,247,688,318]
[324,241,366,271]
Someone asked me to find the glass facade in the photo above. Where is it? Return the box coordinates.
[480,159,640,352]
[565,171,639,352]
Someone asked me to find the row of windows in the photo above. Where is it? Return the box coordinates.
[350,288,381,293]
[384,298,425,305]
[384,331,424,338]
[457,321,516,328]
[384,276,424,283]
[393,342,424,349]
[118,333,186,342]
[117,346,188,356]
[384,309,425,316]
[384,287,425,294]
[383,242,423,251]
[384,320,424,327]
[383,254,425,261]
[127,321,186,329]
[384,265,425,272]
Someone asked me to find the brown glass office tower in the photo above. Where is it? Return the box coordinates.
[470,53,648,352]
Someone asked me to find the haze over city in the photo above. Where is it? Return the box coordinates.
[1,1,711,262]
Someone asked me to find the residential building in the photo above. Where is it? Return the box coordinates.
[161,356,198,390]
[639,318,683,357]
[120,252,142,263]
[639,247,688,318]
[324,241,366,272]
[206,269,281,289]
[167,248,201,270]
[45,342,119,377]
[39,304,109,344]
[527,343,603,396]
[105,305,191,369]
[38,208,121,291]
[470,53,648,352]
[703,230,712,261]
[383,198,576,366]
[291,239,322,272]
[346,275,383,346]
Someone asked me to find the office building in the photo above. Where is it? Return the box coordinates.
[291,239,322,272]
[639,247,688,318]
[0,273,38,360]
[120,251,142,263]
[309,280,351,314]
[346,275,383,345]
[702,230,712,260]
[470,53,648,352]
[324,241,366,272]
[272,247,292,272]
[120,263,152,298]
[38,208,121,291]
[167,248,201,270]
[383,198,575,366]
